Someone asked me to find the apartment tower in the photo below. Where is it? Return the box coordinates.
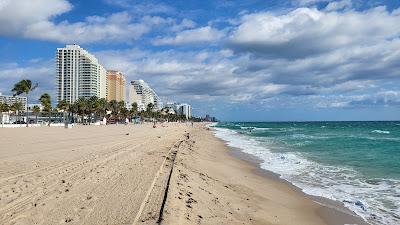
[107,70,126,102]
[56,44,107,103]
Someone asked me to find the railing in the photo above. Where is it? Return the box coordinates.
[0,123,65,128]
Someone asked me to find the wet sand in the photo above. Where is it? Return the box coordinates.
[0,123,368,225]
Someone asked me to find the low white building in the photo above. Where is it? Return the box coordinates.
[165,103,179,112]
[0,92,28,111]
[27,104,44,112]
[0,112,10,124]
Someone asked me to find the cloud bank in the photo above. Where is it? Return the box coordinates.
[1,0,400,111]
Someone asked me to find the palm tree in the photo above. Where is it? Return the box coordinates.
[146,103,154,120]
[88,96,99,124]
[131,102,138,113]
[146,103,154,113]
[69,101,79,123]
[76,97,88,124]
[97,98,108,120]
[56,100,69,123]
[131,102,138,114]
[10,102,23,124]
[0,103,9,113]
[130,102,138,123]
[0,103,9,125]
[12,80,38,126]
[117,101,126,122]
[39,93,52,126]
[32,105,41,124]
[108,100,119,123]
[120,107,129,123]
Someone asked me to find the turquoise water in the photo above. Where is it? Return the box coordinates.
[214,121,400,225]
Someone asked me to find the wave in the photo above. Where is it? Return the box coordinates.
[240,126,256,129]
[239,126,272,132]
[212,127,400,225]
[371,130,391,134]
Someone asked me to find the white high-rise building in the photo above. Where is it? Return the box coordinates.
[129,80,161,111]
[99,65,107,99]
[177,103,192,119]
[56,44,107,103]
[165,102,192,119]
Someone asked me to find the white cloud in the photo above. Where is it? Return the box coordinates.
[27,13,175,44]
[153,26,225,45]
[229,7,400,59]
[316,91,400,108]
[0,60,55,101]
[170,19,197,32]
[0,0,175,43]
[0,0,71,36]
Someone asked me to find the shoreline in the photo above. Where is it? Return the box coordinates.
[162,124,370,225]
[210,127,369,225]
[227,145,369,225]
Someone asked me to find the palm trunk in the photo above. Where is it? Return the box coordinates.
[48,112,51,126]
[26,95,29,127]
[17,111,21,126]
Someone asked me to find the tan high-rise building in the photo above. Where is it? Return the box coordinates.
[107,70,126,102]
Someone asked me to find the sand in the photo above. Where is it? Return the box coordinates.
[0,123,368,225]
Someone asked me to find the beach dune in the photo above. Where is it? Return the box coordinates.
[0,124,367,225]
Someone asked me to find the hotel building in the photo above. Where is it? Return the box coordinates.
[129,80,161,111]
[106,70,126,102]
[0,93,28,111]
[177,103,192,119]
[56,44,107,104]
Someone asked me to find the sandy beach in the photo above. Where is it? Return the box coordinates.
[0,123,367,225]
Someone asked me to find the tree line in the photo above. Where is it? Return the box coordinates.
[0,79,194,125]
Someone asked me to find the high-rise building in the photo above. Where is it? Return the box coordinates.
[165,102,192,119]
[129,80,161,111]
[99,66,107,99]
[106,70,126,102]
[56,44,107,104]
[0,93,28,111]
[177,103,192,119]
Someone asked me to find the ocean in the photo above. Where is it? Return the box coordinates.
[213,121,400,225]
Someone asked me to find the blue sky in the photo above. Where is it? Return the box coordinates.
[1,0,400,121]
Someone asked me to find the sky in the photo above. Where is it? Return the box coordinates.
[0,0,400,121]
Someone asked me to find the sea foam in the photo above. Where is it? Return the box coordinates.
[371,130,391,134]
